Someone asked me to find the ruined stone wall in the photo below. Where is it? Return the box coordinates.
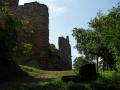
[17,3,49,68]
[59,36,72,69]
[48,36,72,70]
[48,48,72,70]
[8,0,72,70]
[9,1,49,68]
[8,0,19,7]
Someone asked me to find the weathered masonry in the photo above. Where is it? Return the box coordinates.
[8,0,72,70]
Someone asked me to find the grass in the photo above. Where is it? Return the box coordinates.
[1,65,120,90]
[20,65,75,78]
[99,71,114,79]
[0,65,74,90]
[59,71,120,90]
[20,65,44,76]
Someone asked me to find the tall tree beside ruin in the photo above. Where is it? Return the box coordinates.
[73,3,120,72]
[0,1,32,81]
[73,56,90,70]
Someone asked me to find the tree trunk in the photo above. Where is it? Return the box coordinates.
[103,60,106,72]
[106,64,109,71]
[96,56,99,72]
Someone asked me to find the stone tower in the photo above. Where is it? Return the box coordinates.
[59,36,72,69]
[7,0,71,70]
[8,0,19,7]
[8,0,49,69]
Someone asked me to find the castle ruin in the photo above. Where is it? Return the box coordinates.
[8,0,72,70]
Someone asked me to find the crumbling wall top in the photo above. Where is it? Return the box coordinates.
[8,0,19,7]
[16,2,48,17]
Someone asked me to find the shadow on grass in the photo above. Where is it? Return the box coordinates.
[0,75,55,90]
[90,72,120,90]
[0,71,120,90]
[61,72,120,90]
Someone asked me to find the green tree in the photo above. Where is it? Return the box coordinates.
[0,1,32,61]
[49,44,56,53]
[73,56,90,70]
[0,1,32,80]
[72,28,100,71]
[89,3,120,71]
[73,3,120,72]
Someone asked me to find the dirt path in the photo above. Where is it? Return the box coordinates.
[35,73,52,79]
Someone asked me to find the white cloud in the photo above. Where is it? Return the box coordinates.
[48,3,68,16]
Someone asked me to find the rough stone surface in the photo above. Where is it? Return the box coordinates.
[8,0,72,70]
[48,36,72,70]
[9,1,49,69]
[8,0,19,7]
[59,36,72,69]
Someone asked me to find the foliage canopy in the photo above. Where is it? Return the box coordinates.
[73,3,120,72]
[0,1,33,61]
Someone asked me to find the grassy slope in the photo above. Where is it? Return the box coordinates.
[0,65,75,90]
[20,65,75,78]
[1,65,120,90]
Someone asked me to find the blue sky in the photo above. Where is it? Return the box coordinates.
[19,0,118,63]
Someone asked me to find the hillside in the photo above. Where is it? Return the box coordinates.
[0,65,120,90]
[0,65,75,90]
